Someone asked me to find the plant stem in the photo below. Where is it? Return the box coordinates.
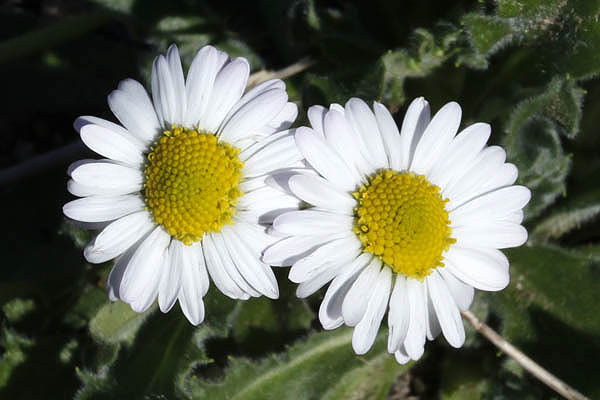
[247,57,315,88]
[462,310,589,400]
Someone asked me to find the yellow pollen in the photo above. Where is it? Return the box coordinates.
[353,169,455,280]
[143,125,243,245]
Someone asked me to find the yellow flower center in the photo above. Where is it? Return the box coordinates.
[143,126,243,245]
[353,170,455,280]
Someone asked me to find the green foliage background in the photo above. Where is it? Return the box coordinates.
[1,0,599,398]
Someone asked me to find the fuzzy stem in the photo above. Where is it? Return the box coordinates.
[462,310,589,400]
[247,57,315,88]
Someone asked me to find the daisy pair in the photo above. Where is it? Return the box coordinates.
[64,44,530,364]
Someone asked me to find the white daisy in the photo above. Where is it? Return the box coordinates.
[264,97,531,362]
[63,44,303,325]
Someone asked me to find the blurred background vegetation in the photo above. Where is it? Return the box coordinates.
[1,0,599,398]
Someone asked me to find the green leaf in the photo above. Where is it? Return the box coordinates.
[440,353,488,400]
[182,328,409,400]
[532,188,600,241]
[88,301,155,346]
[497,244,600,338]
[63,286,107,330]
[232,292,314,344]
[488,244,600,398]
[461,14,513,58]
[381,27,458,112]
[78,310,202,399]
[322,353,404,400]
[503,77,585,219]
[0,327,34,387]
[2,298,35,323]
[77,289,238,399]
[461,0,600,79]
[90,0,135,14]
[59,221,95,250]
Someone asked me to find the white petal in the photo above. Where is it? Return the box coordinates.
[427,122,490,190]
[221,79,285,127]
[179,290,205,326]
[237,185,289,210]
[211,232,261,297]
[373,101,402,170]
[201,58,249,133]
[178,242,207,325]
[404,278,427,360]
[323,109,372,179]
[444,146,506,208]
[449,163,515,211]
[330,103,345,113]
[295,127,357,191]
[342,258,382,326]
[242,130,302,177]
[444,246,509,291]
[71,162,143,195]
[438,267,474,311]
[107,244,137,301]
[263,167,318,194]
[426,286,441,340]
[151,55,178,127]
[288,174,356,214]
[74,116,131,139]
[387,275,409,353]
[202,233,250,300]
[240,129,291,161]
[427,271,465,348]
[166,44,186,125]
[289,235,361,283]
[272,210,353,236]
[450,185,531,224]
[453,222,528,249]
[84,210,154,263]
[79,124,145,167]
[254,102,298,136]
[108,79,160,143]
[345,98,388,169]
[195,242,211,296]
[399,97,430,170]
[222,226,279,299]
[185,45,225,127]
[67,180,101,197]
[319,253,372,330]
[263,235,341,267]
[505,210,524,224]
[236,190,301,225]
[307,105,327,139]
[394,347,411,364]
[63,194,144,223]
[67,159,141,196]
[158,241,183,313]
[410,102,461,175]
[119,227,171,311]
[220,89,288,144]
[296,265,343,298]
[352,266,392,355]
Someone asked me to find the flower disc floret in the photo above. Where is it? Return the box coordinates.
[353,169,455,280]
[144,126,243,245]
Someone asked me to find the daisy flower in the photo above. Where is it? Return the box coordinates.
[264,97,531,362]
[63,45,302,325]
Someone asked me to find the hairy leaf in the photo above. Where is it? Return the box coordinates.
[181,328,408,400]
